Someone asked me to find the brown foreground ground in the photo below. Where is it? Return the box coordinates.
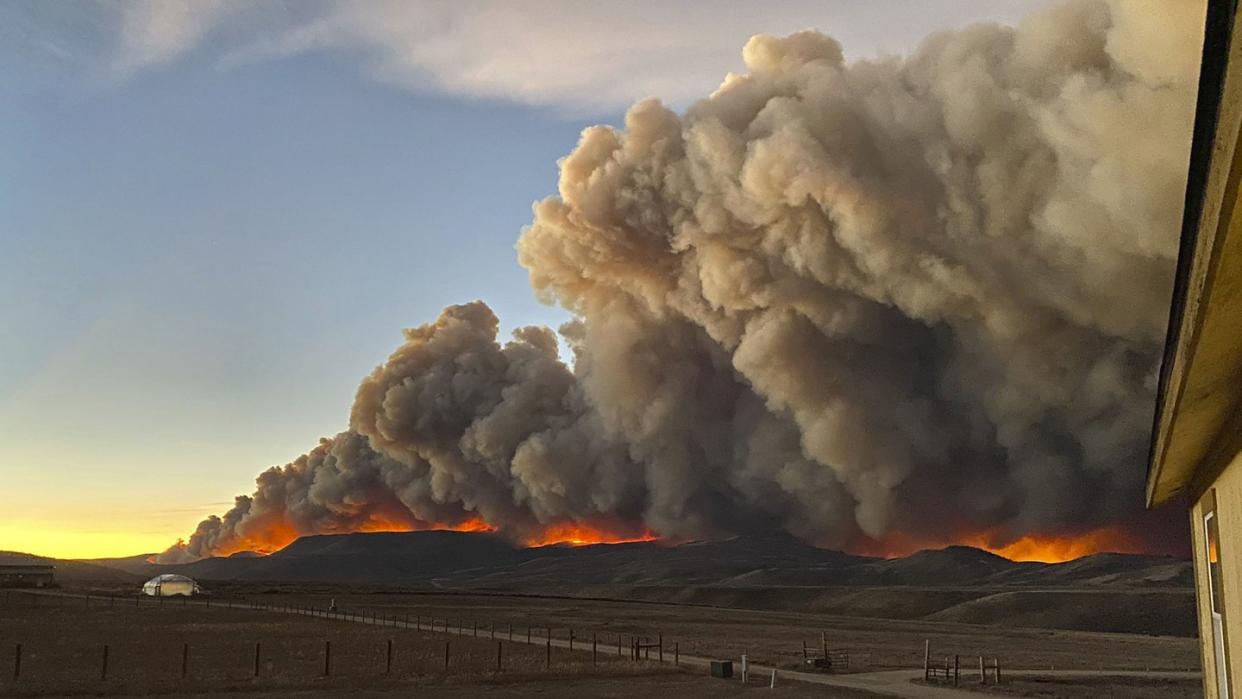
[955,676,1203,698]
[80,676,884,699]
[0,596,884,698]
[0,586,1201,697]
[114,582,1199,671]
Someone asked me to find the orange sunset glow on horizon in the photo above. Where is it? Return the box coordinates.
[4,505,1152,566]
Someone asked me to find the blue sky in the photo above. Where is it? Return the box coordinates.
[0,0,1048,557]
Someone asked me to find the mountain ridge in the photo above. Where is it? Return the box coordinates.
[7,533,1195,637]
[67,530,1190,590]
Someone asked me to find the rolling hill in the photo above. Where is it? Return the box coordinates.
[0,551,141,584]
[44,530,1196,637]
[79,530,1194,590]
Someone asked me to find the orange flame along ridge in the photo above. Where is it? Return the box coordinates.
[195,514,1141,564]
[522,523,659,547]
[210,515,494,558]
[853,524,1147,564]
[965,526,1146,563]
[206,516,658,558]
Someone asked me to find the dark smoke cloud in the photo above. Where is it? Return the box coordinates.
[161,0,1202,562]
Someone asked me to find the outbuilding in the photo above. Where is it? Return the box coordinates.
[0,564,55,588]
[141,574,200,597]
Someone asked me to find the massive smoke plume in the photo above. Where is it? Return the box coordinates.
[162,0,1203,563]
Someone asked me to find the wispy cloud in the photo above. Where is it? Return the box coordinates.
[9,0,1048,112]
[110,0,241,76]
[223,1,839,112]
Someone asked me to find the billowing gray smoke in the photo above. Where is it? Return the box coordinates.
[161,0,1203,563]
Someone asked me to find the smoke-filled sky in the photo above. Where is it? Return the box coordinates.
[1,0,1201,560]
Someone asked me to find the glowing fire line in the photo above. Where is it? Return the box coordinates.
[850,524,1147,563]
[189,509,1143,564]
[205,516,657,558]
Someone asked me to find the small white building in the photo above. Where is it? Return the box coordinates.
[141,574,200,597]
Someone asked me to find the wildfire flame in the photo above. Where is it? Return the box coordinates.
[209,514,491,557]
[204,515,659,558]
[191,508,1157,564]
[850,524,1148,563]
[522,523,659,547]
[216,520,302,557]
[964,526,1148,563]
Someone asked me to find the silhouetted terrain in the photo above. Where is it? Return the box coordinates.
[77,531,1192,588]
[0,551,140,584]
[37,531,1195,637]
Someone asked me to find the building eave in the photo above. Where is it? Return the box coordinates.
[1149,0,1242,506]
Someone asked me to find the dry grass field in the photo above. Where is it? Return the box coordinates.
[1,585,1202,698]
[80,674,886,699]
[0,592,885,698]
[124,583,1197,673]
[955,676,1203,698]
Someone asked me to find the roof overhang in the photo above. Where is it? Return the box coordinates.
[1148,0,1242,506]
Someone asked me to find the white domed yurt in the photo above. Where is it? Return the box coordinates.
[141,574,200,597]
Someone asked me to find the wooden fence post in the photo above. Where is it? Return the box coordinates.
[923,640,930,680]
[182,643,189,679]
[254,642,261,677]
[445,641,451,671]
[802,640,807,661]
[979,656,985,684]
[496,640,503,672]
[546,636,551,669]
[386,639,393,675]
[617,634,622,656]
[675,642,679,666]
[658,633,663,663]
[592,633,597,665]
[569,629,574,652]
[324,641,331,676]
[995,657,1002,684]
[953,655,959,686]
[821,631,827,661]
[13,643,21,681]
[473,621,477,638]
[101,644,110,681]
